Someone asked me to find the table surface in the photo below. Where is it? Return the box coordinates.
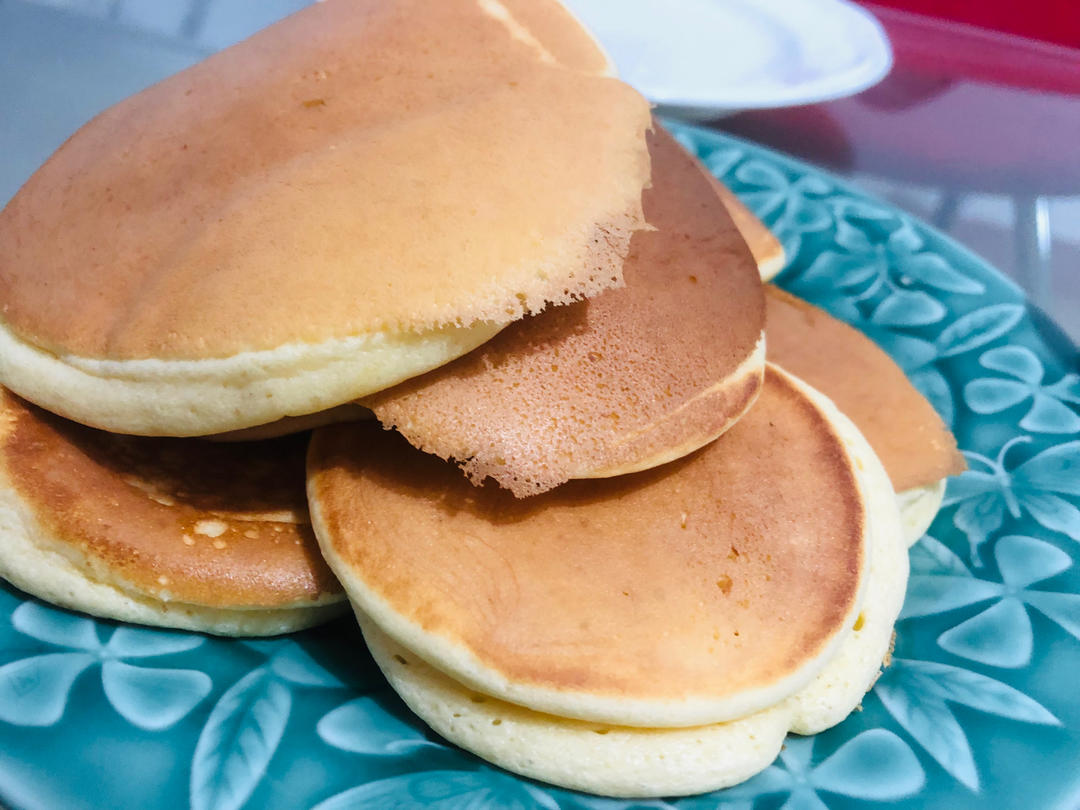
[0,0,1077,353]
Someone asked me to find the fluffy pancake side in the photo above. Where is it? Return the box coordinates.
[0,390,344,635]
[898,479,947,547]
[0,0,651,436]
[311,367,868,727]
[366,124,766,496]
[357,366,907,797]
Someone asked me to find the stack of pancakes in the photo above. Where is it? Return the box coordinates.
[0,0,965,797]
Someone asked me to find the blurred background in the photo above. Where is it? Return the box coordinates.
[0,0,1077,346]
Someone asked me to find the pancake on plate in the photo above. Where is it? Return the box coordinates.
[365,124,766,496]
[309,366,906,795]
[0,389,344,636]
[0,0,651,437]
[765,285,966,544]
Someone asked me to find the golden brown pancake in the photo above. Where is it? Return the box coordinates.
[765,286,966,491]
[365,124,766,497]
[310,367,868,727]
[0,0,651,436]
[0,389,344,635]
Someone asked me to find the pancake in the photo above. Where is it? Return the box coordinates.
[365,125,765,497]
[0,389,344,636]
[708,178,785,281]
[898,479,947,547]
[765,285,965,504]
[310,367,872,727]
[359,399,903,797]
[0,0,651,437]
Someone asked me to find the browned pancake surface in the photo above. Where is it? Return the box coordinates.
[765,286,966,491]
[311,369,862,703]
[0,0,649,360]
[0,392,340,607]
[366,126,765,496]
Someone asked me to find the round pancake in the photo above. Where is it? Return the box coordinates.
[0,0,651,437]
[310,367,868,727]
[898,479,947,547]
[765,285,966,492]
[0,390,344,636]
[365,125,766,497]
[356,369,906,797]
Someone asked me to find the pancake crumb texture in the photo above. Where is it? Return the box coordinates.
[0,0,651,435]
[0,391,345,635]
[310,369,880,729]
[367,127,766,496]
[354,369,907,796]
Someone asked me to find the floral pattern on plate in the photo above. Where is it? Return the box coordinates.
[2,123,1079,810]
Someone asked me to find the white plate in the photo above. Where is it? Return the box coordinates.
[562,0,893,118]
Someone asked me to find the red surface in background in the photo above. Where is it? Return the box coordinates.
[858,0,1080,50]
[863,5,1080,96]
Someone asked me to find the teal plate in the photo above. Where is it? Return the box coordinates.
[2,109,1080,809]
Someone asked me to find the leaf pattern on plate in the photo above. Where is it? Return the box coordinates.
[964,346,1080,433]
[189,640,347,810]
[904,535,1078,667]
[799,211,974,329]
[727,158,834,263]
[789,244,1019,427]
[0,602,209,730]
[102,661,211,731]
[945,439,1080,563]
[934,305,1025,359]
[317,695,440,755]
[190,667,290,810]
[723,730,925,807]
[268,642,347,688]
[875,659,1059,790]
[311,769,558,810]
[0,652,96,726]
